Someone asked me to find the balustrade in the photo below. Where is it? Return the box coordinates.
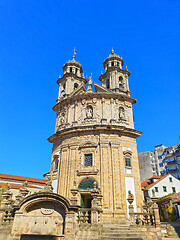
[77,209,91,223]
[129,212,155,226]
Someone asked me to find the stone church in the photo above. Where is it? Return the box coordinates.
[0,51,162,240]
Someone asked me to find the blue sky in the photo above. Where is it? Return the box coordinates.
[0,0,179,178]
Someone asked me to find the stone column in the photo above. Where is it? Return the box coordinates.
[153,203,161,228]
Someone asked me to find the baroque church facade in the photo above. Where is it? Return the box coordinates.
[0,51,162,240]
[48,50,143,223]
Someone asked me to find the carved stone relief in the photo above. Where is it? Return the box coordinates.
[58,108,67,125]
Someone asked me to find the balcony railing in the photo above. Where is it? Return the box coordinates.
[77,208,101,224]
[77,209,91,223]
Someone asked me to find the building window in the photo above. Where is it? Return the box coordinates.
[70,67,72,73]
[119,76,123,88]
[169,177,173,182]
[125,157,131,167]
[117,62,119,67]
[78,178,96,189]
[155,187,158,192]
[159,163,163,167]
[84,154,93,167]
[74,83,78,90]
[111,62,114,67]
[54,160,59,170]
[172,187,176,193]
[163,186,167,192]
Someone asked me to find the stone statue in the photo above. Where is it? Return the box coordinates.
[86,106,93,119]
[119,107,125,119]
[22,181,28,189]
[7,183,11,191]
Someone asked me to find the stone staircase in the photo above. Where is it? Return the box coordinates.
[100,224,144,240]
[74,223,162,240]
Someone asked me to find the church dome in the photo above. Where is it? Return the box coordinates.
[103,49,124,69]
[63,55,83,74]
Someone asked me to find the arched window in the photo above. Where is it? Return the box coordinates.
[117,62,119,67]
[111,61,114,67]
[119,76,123,87]
[70,67,72,73]
[61,89,65,98]
[78,178,97,189]
[74,83,78,90]
[54,160,59,170]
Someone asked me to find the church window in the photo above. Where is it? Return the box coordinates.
[74,83,78,90]
[61,89,65,98]
[111,61,114,67]
[117,62,119,67]
[54,160,59,170]
[84,154,93,167]
[75,68,78,74]
[70,67,72,73]
[125,157,131,167]
[78,177,96,189]
[106,79,110,89]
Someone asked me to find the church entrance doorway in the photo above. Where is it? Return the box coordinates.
[81,194,92,208]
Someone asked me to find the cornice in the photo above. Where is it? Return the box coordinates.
[48,125,142,143]
[56,73,87,85]
[53,92,137,111]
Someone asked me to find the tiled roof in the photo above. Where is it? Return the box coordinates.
[0,173,47,184]
[148,176,162,180]
[0,182,41,189]
[141,175,167,191]
[141,180,150,189]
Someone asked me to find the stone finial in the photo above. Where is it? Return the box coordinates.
[127,190,134,205]
[111,48,114,54]
[125,65,128,70]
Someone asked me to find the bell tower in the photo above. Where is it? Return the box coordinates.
[57,55,87,101]
[99,49,131,96]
